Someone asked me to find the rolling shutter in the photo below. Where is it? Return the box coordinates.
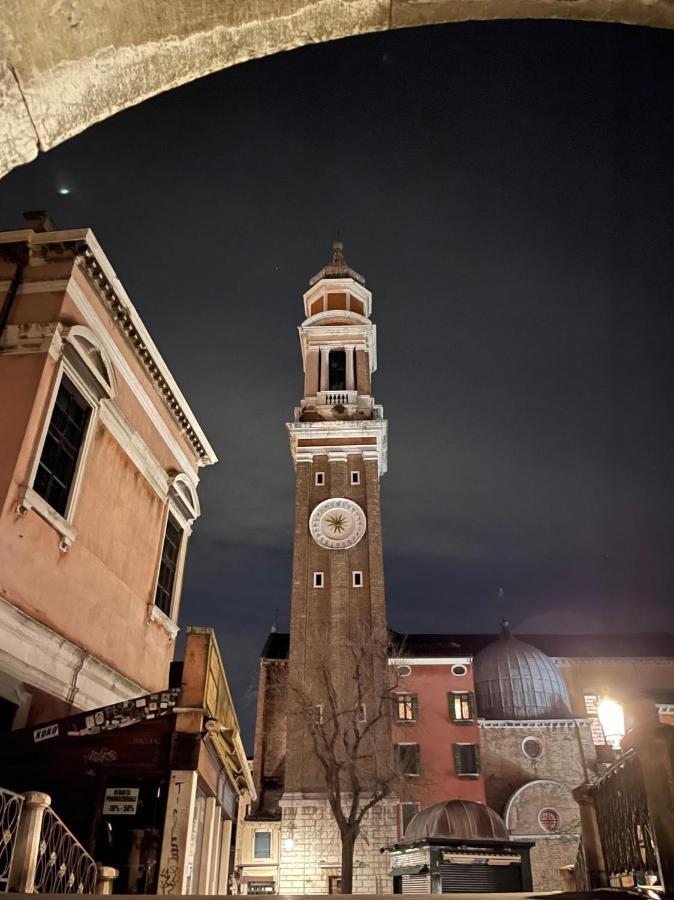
[440,861,522,893]
[401,874,431,893]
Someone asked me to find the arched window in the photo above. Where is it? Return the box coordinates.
[19,326,117,551]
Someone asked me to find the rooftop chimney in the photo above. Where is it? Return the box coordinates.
[22,210,59,233]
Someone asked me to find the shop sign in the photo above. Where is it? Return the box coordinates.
[103,787,140,815]
[33,723,59,743]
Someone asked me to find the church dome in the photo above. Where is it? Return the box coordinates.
[404,800,508,842]
[474,622,571,720]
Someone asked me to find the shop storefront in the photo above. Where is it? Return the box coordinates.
[0,628,254,895]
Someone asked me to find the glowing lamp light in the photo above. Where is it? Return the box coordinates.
[57,186,71,195]
[283,837,295,851]
[598,698,625,748]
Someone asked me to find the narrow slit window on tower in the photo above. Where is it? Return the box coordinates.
[350,470,360,485]
[328,349,346,390]
[313,572,324,588]
[352,571,363,588]
[315,471,325,486]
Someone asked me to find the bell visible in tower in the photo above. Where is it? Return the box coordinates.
[295,240,382,427]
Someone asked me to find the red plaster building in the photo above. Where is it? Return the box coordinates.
[388,646,485,833]
[0,212,216,730]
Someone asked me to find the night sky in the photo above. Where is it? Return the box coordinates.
[2,20,673,746]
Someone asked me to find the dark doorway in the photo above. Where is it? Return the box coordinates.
[328,875,342,894]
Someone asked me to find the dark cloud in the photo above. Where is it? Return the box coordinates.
[2,20,673,746]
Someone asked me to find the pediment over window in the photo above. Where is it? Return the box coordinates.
[62,325,117,400]
[168,472,200,523]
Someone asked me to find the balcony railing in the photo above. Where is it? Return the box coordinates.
[34,806,98,893]
[0,787,24,892]
[3,789,116,894]
[317,390,357,406]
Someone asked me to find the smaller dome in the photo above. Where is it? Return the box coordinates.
[404,800,508,842]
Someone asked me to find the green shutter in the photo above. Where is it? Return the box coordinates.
[412,694,419,720]
[448,693,457,721]
[453,743,463,773]
[473,744,481,774]
[468,692,476,720]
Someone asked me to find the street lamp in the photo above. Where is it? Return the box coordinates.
[598,698,625,749]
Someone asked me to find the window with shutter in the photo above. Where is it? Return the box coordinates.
[453,743,480,776]
[396,743,421,776]
[449,691,474,723]
[396,693,418,722]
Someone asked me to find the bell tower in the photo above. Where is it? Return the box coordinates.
[273,243,396,895]
[284,241,389,790]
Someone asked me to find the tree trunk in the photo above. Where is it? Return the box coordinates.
[340,826,357,894]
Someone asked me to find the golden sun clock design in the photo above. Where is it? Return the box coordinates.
[309,497,367,550]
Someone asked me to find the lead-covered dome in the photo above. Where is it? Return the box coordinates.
[474,622,571,720]
[405,800,508,841]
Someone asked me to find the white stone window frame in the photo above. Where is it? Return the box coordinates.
[253,829,273,860]
[350,470,360,485]
[148,473,199,640]
[352,570,363,588]
[313,571,325,589]
[17,326,117,553]
[315,471,325,486]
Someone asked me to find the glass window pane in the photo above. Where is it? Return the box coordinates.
[154,516,184,615]
[254,831,272,859]
[33,378,90,516]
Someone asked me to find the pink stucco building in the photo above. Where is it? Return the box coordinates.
[0,211,216,730]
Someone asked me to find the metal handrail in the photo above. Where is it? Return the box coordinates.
[33,807,97,894]
[0,787,24,892]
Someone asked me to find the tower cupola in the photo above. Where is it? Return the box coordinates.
[295,241,381,432]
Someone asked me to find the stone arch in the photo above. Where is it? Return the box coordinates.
[504,777,577,836]
[2,1,673,180]
[504,778,581,892]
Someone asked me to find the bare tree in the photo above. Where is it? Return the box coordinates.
[287,636,401,894]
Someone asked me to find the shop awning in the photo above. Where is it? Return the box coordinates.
[240,867,278,879]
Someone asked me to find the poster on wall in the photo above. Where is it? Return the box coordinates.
[103,787,140,815]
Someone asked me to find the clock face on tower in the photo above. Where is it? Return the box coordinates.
[309,497,367,550]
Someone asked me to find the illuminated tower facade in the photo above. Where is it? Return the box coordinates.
[279,243,396,893]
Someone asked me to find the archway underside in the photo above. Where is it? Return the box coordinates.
[2,0,672,180]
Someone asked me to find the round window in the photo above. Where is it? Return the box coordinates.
[397,664,412,678]
[451,664,467,677]
[538,808,560,833]
[522,737,543,760]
